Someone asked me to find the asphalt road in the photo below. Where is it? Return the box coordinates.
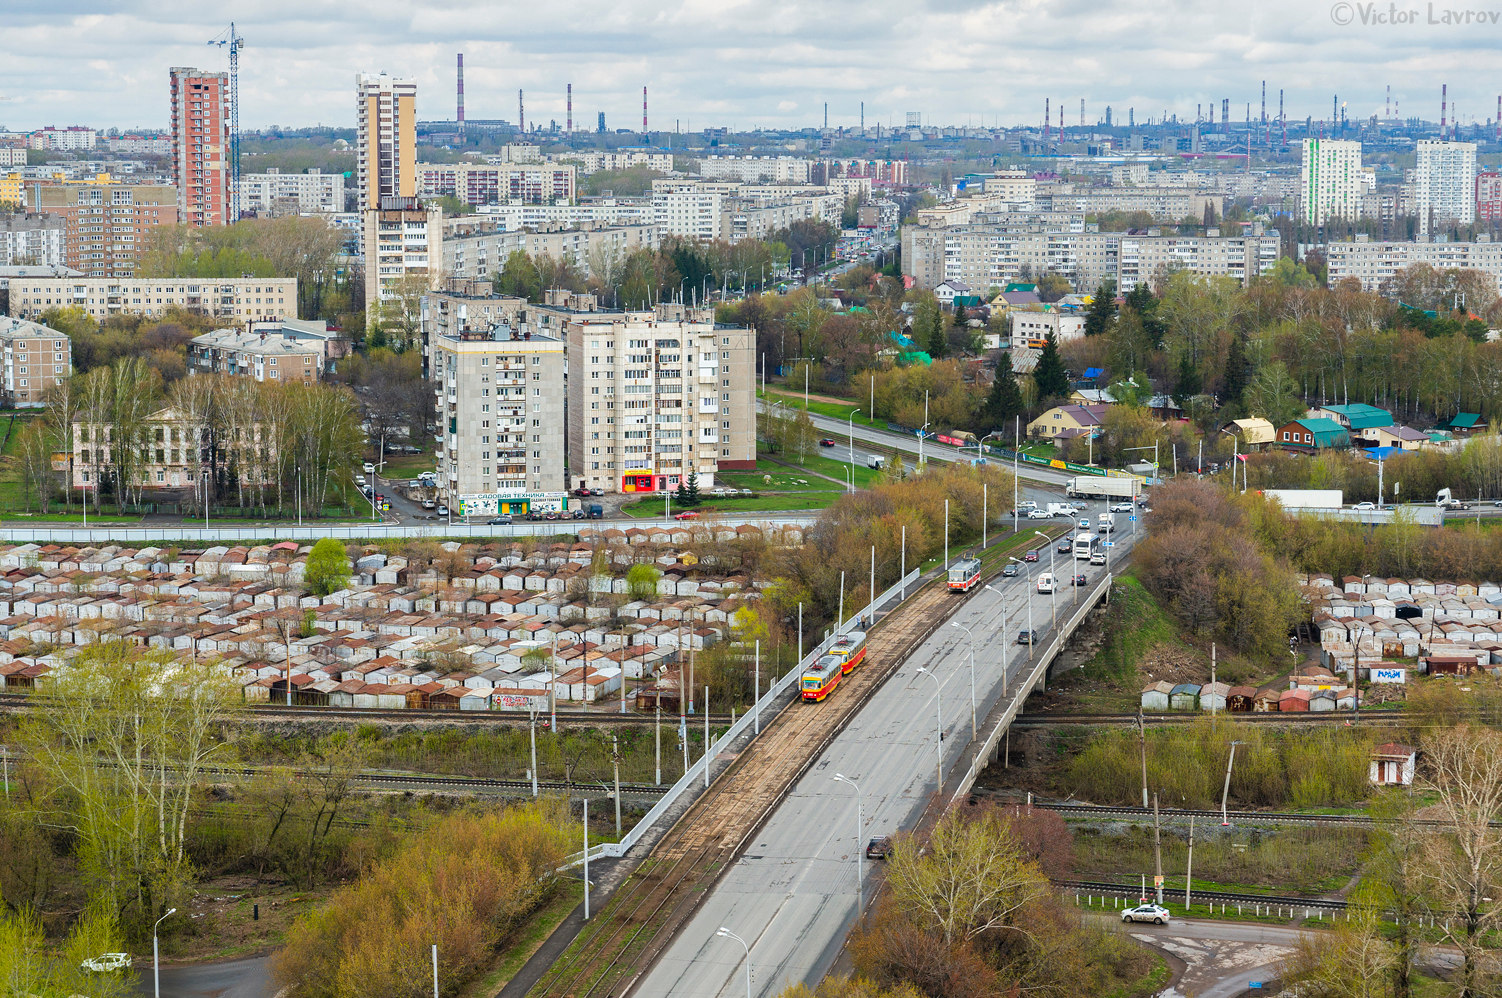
[131,955,272,998]
[635,522,1141,997]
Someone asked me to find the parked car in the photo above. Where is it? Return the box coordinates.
[587,503,605,519]
[589,488,605,496]
[436,505,448,516]
[1016,629,1037,645]
[819,438,836,447]
[865,836,892,860]
[1002,563,1020,577]
[674,510,700,520]
[1072,573,1088,587]
[486,515,512,525]
[572,509,586,519]
[362,462,375,474]
[1121,903,1171,925]
[528,511,545,521]
[1024,549,1040,563]
[573,487,592,497]
[545,510,560,520]
[81,953,131,973]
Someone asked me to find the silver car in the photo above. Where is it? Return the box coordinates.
[1121,903,1171,925]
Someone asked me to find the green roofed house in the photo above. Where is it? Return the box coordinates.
[1309,403,1394,445]
[1275,418,1351,452]
[1444,412,1482,434]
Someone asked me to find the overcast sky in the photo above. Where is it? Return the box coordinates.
[5,0,1502,133]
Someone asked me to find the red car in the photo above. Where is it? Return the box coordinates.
[819,438,836,447]
[1024,549,1040,563]
[674,510,700,520]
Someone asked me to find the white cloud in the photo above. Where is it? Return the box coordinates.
[0,0,1496,131]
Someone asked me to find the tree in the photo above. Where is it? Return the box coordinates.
[1243,360,1304,428]
[924,305,947,359]
[1037,271,1071,302]
[305,538,350,597]
[1221,332,1251,409]
[626,563,662,599]
[1083,279,1117,337]
[495,250,541,301]
[1172,353,1202,404]
[885,806,1049,946]
[683,470,701,506]
[1033,332,1069,400]
[980,352,1024,430]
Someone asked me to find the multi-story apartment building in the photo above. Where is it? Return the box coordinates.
[169,67,231,227]
[475,200,655,231]
[71,403,277,493]
[355,73,417,214]
[1477,172,1502,223]
[825,159,908,185]
[1414,140,1477,234]
[0,146,26,169]
[0,315,71,406]
[0,214,65,267]
[363,200,443,308]
[653,187,725,240]
[27,127,97,152]
[102,134,173,156]
[187,327,324,384]
[566,150,673,173]
[697,156,812,184]
[7,277,296,322]
[29,182,177,278]
[442,223,659,283]
[1326,237,1502,294]
[726,195,843,242]
[425,289,566,512]
[1300,139,1363,225]
[903,222,1279,293]
[560,296,755,494]
[239,168,346,216]
[1036,186,1224,220]
[416,162,576,205]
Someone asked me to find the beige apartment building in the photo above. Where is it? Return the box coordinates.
[0,315,71,406]
[29,182,178,279]
[560,296,755,495]
[426,287,565,513]
[187,327,324,384]
[7,277,297,322]
[71,403,277,492]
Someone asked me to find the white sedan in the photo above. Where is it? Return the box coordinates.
[1121,903,1171,925]
[1027,509,1053,519]
[1110,502,1134,513]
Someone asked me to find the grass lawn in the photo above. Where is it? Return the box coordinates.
[769,447,884,488]
[713,466,843,493]
[759,388,886,430]
[379,452,438,480]
[619,492,840,517]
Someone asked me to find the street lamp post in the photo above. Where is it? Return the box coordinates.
[1033,531,1057,629]
[153,907,177,998]
[715,927,753,998]
[201,469,209,528]
[914,666,944,793]
[949,621,978,741]
[848,409,860,492]
[984,582,1012,697]
[1220,740,1244,826]
[833,773,864,910]
[1220,428,1242,493]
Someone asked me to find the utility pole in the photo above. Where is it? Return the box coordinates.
[1210,642,1217,720]
[654,704,662,785]
[612,734,622,836]
[1184,813,1196,909]
[1137,710,1149,807]
[1152,793,1163,905]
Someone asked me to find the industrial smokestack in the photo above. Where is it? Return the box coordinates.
[518,89,525,134]
[457,54,465,136]
[1279,89,1285,147]
[1044,97,1050,142]
[643,86,648,134]
[1080,98,1085,127]
[860,101,864,131]
[567,83,572,135]
[1386,84,1391,122]
[1442,83,1448,140]
[1222,98,1229,132]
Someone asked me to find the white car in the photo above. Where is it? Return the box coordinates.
[362,462,375,474]
[1353,501,1377,511]
[81,953,132,973]
[1110,502,1134,513]
[1027,509,1053,520]
[1018,501,1038,510]
[1121,903,1171,925]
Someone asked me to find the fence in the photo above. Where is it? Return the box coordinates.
[949,570,1115,805]
[0,514,822,546]
[573,565,923,865]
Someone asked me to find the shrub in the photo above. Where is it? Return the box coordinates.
[304,537,350,597]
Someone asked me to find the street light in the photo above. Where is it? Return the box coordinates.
[1220,740,1244,826]
[848,408,860,492]
[1219,428,1242,493]
[984,582,1014,697]
[914,666,944,793]
[949,620,978,740]
[153,907,177,998]
[1033,531,1057,629]
[833,772,865,910]
[715,927,753,998]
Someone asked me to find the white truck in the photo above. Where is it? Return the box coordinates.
[1436,487,1472,511]
[1047,502,1075,518]
[1098,512,1116,533]
[867,455,886,470]
[1065,476,1139,500]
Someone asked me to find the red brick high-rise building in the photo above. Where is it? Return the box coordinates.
[170,67,231,227]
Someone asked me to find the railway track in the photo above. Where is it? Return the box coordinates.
[201,765,667,797]
[1057,879,1348,910]
[0,692,736,727]
[1012,800,1499,830]
[1012,710,1409,726]
[527,574,960,998]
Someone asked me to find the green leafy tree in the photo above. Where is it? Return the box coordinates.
[1037,271,1071,302]
[1243,360,1305,427]
[494,250,541,301]
[1033,332,1069,400]
[981,352,1025,429]
[305,538,350,597]
[1083,279,1117,336]
[626,563,662,600]
[1123,283,1166,347]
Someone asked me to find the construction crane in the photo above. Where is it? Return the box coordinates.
[207,22,245,220]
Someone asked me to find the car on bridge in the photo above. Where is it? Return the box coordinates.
[1071,573,1088,586]
[1024,549,1040,562]
[1121,903,1171,925]
[1056,537,1073,554]
[1016,629,1037,644]
[865,836,892,859]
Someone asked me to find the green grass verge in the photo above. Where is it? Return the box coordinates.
[378,452,439,479]
[1103,951,1172,998]
[760,388,884,429]
[619,493,841,517]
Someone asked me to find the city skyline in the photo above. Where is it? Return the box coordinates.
[6,0,1502,133]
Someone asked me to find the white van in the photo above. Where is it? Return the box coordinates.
[1036,572,1056,594]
